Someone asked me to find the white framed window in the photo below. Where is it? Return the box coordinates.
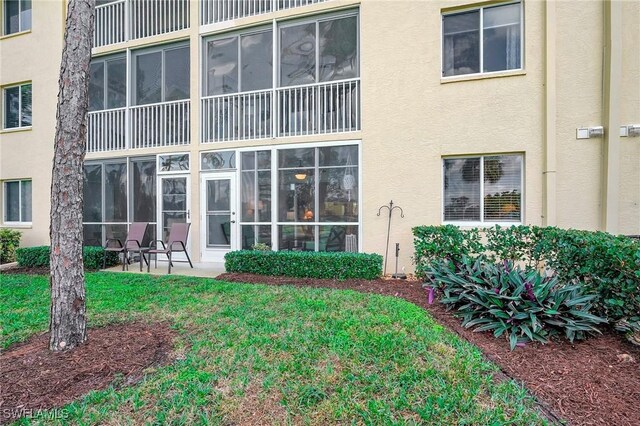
[89,54,126,112]
[132,43,190,105]
[3,82,32,130]
[443,154,523,225]
[442,1,523,77]
[3,0,31,36]
[157,153,190,173]
[3,179,32,224]
[279,12,359,87]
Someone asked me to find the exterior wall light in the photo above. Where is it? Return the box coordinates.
[626,124,640,137]
[576,126,604,139]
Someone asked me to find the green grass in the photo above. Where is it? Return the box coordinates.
[1,273,547,425]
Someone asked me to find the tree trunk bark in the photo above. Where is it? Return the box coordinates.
[49,0,95,352]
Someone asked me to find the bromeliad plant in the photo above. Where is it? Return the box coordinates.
[425,256,607,350]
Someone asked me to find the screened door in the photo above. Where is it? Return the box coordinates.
[158,175,190,258]
[201,173,236,262]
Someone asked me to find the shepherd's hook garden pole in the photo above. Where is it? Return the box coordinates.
[377,200,405,276]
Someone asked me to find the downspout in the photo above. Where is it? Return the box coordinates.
[601,0,622,233]
[543,0,557,227]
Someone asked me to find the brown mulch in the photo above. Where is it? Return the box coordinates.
[218,273,640,426]
[0,322,176,424]
[0,266,50,275]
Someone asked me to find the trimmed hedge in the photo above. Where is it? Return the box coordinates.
[413,225,640,332]
[16,246,120,270]
[225,250,383,280]
[0,228,22,263]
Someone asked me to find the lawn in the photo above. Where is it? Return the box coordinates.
[1,272,546,425]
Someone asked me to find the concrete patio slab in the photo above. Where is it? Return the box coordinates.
[104,261,226,278]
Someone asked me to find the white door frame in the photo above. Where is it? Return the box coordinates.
[201,172,237,263]
[157,174,191,261]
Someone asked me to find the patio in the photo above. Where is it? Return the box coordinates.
[104,260,225,278]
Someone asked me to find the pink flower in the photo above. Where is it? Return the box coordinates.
[427,287,435,305]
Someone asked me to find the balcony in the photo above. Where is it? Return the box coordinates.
[94,0,190,48]
[87,100,191,153]
[201,78,360,143]
[200,0,328,26]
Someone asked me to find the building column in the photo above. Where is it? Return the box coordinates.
[601,0,622,233]
[543,0,557,227]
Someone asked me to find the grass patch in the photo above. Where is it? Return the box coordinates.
[1,273,547,425]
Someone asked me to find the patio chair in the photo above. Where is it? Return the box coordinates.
[146,222,193,274]
[103,222,149,271]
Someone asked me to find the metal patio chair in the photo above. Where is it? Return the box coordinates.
[146,222,193,274]
[103,222,149,271]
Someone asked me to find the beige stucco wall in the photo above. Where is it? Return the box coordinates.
[0,0,65,247]
[1,0,638,271]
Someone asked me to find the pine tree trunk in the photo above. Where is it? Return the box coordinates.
[49,0,95,352]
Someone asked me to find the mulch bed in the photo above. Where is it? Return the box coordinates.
[1,266,50,276]
[0,322,176,424]
[218,273,640,426]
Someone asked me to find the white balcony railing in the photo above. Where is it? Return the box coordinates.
[131,0,190,40]
[87,108,127,152]
[94,0,190,48]
[201,90,272,142]
[94,0,126,47]
[130,100,191,149]
[201,0,327,25]
[277,78,360,137]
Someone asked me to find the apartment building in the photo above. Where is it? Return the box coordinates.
[1,0,639,270]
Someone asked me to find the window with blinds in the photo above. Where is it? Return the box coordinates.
[443,154,522,223]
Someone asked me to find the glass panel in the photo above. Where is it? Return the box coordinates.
[107,57,126,108]
[83,164,103,222]
[201,151,236,170]
[104,162,127,222]
[484,155,522,222]
[278,148,314,168]
[135,51,162,105]
[257,151,271,170]
[162,212,186,241]
[319,145,358,167]
[4,86,19,128]
[280,23,316,86]
[4,181,20,222]
[443,10,480,76]
[279,225,314,251]
[159,154,189,172]
[83,224,102,246]
[89,62,105,112]
[207,179,231,211]
[164,47,190,101]
[241,172,255,222]
[162,178,187,211]
[207,37,238,95]
[241,31,273,91]
[319,225,358,252]
[319,16,358,82]
[257,171,271,222]
[241,152,255,170]
[443,158,481,221]
[241,225,271,249]
[20,180,31,222]
[483,4,521,72]
[105,224,128,245]
[19,0,30,31]
[208,215,231,247]
[20,84,31,127]
[4,0,19,35]
[278,170,314,222]
[319,167,358,222]
[131,159,156,222]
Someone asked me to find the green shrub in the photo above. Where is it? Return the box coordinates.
[0,228,22,263]
[426,256,607,350]
[16,246,120,270]
[251,243,272,251]
[225,250,383,280]
[413,225,640,333]
[413,225,483,277]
